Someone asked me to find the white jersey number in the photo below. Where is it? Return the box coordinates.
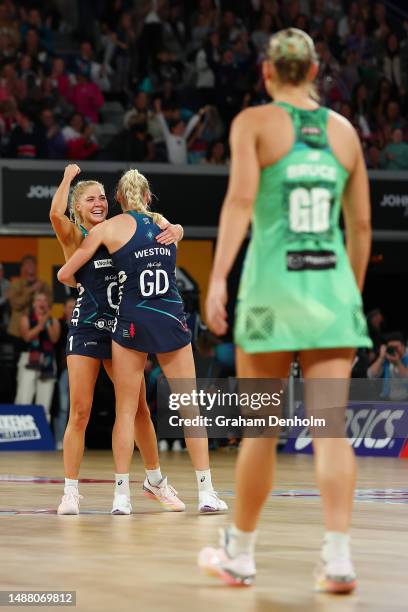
[107,281,119,310]
[289,187,331,233]
[140,269,169,297]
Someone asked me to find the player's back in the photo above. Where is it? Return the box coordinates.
[234,102,371,352]
[110,211,190,353]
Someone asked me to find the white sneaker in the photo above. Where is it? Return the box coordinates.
[111,493,132,515]
[143,477,186,511]
[198,490,228,513]
[172,440,183,452]
[57,490,83,515]
[198,529,256,586]
[314,557,357,594]
[158,440,169,452]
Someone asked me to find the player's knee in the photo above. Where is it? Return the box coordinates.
[69,399,92,431]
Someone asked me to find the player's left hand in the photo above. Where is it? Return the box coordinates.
[206,277,228,336]
[156,224,182,245]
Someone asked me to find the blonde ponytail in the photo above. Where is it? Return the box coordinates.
[116,169,163,225]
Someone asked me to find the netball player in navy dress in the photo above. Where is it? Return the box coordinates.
[58,168,227,514]
[51,165,185,514]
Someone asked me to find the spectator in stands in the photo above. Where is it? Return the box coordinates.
[0,262,10,332]
[381,128,408,170]
[67,69,104,124]
[383,33,403,93]
[123,91,151,129]
[338,1,360,42]
[251,12,273,53]
[0,62,26,102]
[20,7,53,52]
[110,10,137,94]
[162,2,186,60]
[6,105,46,158]
[154,97,202,164]
[75,40,112,93]
[368,332,408,401]
[21,27,48,67]
[7,255,52,344]
[62,112,98,160]
[107,118,156,162]
[50,57,71,100]
[367,308,387,354]
[40,108,66,159]
[203,140,228,165]
[54,296,76,449]
[15,291,60,423]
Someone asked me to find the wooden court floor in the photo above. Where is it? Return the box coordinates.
[0,450,407,612]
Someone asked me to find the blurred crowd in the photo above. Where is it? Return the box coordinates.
[0,0,407,167]
[1,256,408,451]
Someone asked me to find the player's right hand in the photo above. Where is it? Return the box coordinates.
[206,277,228,336]
[64,164,81,181]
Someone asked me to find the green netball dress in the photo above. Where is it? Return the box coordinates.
[234,102,372,353]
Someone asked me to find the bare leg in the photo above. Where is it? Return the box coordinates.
[64,356,101,479]
[157,344,209,470]
[234,348,293,531]
[103,360,159,470]
[111,341,147,474]
[299,348,356,532]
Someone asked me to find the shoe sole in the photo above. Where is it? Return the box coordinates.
[57,509,79,515]
[199,505,228,514]
[315,578,357,594]
[143,489,185,512]
[111,508,132,515]
[201,564,254,587]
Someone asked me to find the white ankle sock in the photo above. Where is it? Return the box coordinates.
[196,469,213,492]
[64,478,78,494]
[146,468,163,486]
[115,473,130,496]
[322,531,350,562]
[226,524,257,558]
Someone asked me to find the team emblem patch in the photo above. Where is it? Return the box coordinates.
[246,307,275,341]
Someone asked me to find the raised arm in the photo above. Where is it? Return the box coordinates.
[206,110,259,335]
[57,222,105,285]
[342,130,372,291]
[50,164,81,246]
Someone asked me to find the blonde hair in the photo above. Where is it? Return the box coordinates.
[267,28,319,97]
[116,169,162,224]
[69,180,104,226]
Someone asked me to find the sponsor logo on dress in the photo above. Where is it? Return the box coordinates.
[147,261,162,268]
[287,250,337,271]
[94,259,113,269]
[130,323,135,338]
[84,341,97,347]
[95,319,107,330]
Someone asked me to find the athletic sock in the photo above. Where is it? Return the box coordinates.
[64,478,79,494]
[226,524,257,558]
[146,468,163,486]
[196,469,213,492]
[115,473,130,496]
[322,531,351,562]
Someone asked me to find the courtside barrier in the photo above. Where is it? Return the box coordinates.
[0,404,55,451]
